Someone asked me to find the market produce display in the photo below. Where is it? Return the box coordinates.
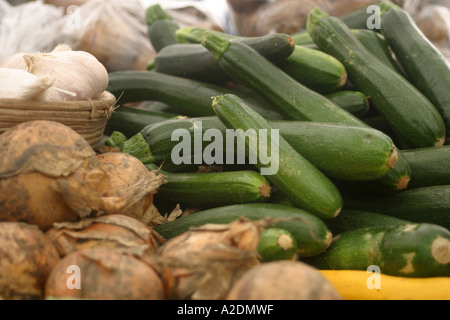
[0,0,449,301]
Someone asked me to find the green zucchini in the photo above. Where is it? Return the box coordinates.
[134,116,398,181]
[104,131,127,148]
[325,90,370,118]
[107,71,284,119]
[150,33,295,84]
[146,4,179,52]
[104,105,181,138]
[342,185,450,230]
[257,228,298,262]
[276,45,347,94]
[307,8,446,148]
[402,146,450,189]
[334,150,411,195]
[153,203,333,257]
[146,164,271,208]
[351,29,403,74]
[379,2,450,136]
[304,223,450,277]
[176,26,236,44]
[212,94,343,220]
[324,209,411,235]
[338,5,373,29]
[201,31,366,126]
[291,31,314,45]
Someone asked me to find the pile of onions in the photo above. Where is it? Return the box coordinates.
[0,222,60,300]
[0,120,165,231]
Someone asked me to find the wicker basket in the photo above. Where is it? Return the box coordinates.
[0,91,116,147]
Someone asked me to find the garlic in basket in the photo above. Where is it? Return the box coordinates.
[23,46,109,101]
[0,68,54,100]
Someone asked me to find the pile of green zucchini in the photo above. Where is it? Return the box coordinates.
[105,2,450,277]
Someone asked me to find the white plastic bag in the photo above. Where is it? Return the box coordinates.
[58,0,156,71]
[0,0,64,64]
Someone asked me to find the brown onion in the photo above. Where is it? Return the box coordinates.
[46,214,164,257]
[225,260,342,300]
[0,222,61,300]
[45,247,164,300]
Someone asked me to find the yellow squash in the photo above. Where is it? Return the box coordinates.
[319,270,450,300]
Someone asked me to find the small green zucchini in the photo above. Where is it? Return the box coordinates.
[380,2,450,136]
[201,31,366,126]
[153,203,333,257]
[307,8,446,148]
[150,33,295,84]
[212,94,343,220]
[402,146,450,188]
[304,223,450,277]
[342,185,450,230]
[146,164,271,208]
[276,45,347,94]
[257,228,298,262]
[107,71,284,119]
[325,90,370,118]
[146,4,179,52]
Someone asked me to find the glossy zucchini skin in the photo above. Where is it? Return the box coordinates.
[201,31,365,126]
[380,3,450,136]
[304,223,450,277]
[342,185,450,230]
[402,146,450,189]
[307,8,446,148]
[212,94,343,220]
[151,33,295,84]
[153,203,333,257]
[107,71,284,119]
[276,45,347,94]
[147,164,271,208]
[139,116,397,181]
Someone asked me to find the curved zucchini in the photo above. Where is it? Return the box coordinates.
[153,203,333,257]
[212,94,343,220]
[201,31,366,126]
[107,71,284,119]
[342,185,450,230]
[307,8,446,148]
[151,33,295,84]
[276,45,347,94]
[146,4,179,52]
[304,223,450,277]
[325,90,370,118]
[402,146,450,189]
[134,116,398,181]
[379,2,450,136]
[147,164,271,208]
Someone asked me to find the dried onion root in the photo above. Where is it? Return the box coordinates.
[0,222,61,300]
[225,260,343,300]
[45,247,164,300]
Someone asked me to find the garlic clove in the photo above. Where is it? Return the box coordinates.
[0,68,55,100]
[0,52,28,70]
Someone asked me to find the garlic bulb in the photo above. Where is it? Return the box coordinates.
[0,68,54,100]
[0,52,28,70]
[24,48,109,101]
